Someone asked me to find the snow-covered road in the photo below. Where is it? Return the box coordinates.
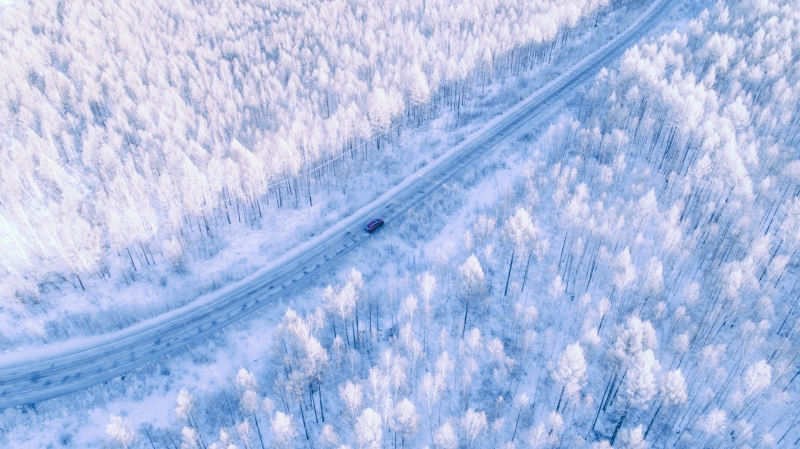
[0,0,675,409]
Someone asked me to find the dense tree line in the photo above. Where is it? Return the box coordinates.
[96,0,800,447]
[0,0,615,302]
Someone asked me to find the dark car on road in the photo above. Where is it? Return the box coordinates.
[365,218,384,233]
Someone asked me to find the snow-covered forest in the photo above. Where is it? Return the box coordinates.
[4,0,800,447]
[0,0,612,302]
[3,0,800,447]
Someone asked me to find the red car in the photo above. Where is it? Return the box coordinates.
[364,218,385,233]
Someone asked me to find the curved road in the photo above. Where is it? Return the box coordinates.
[0,0,674,409]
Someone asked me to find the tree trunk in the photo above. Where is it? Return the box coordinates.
[521,251,533,292]
[127,247,137,271]
[644,402,662,438]
[143,426,157,449]
[355,298,360,346]
[462,296,470,338]
[310,384,319,423]
[298,403,310,440]
[343,316,351,347]
[511,409,522,442]
[352,320,358,349]
[318,380,325,422]
[189,412,208,449]
[555,386,565,413]
[222,392,239,426]
[610,408,629,447]
[253,414,266,449]
[75,273,85,291]
[504,249,515,296]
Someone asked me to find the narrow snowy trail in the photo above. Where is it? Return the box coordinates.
[0,0,675,409]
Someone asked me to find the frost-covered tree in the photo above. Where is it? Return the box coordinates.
[418,271,437,351]
[422,372,443,420]
[392,398,419,446]
[325,284,356,347]
[176,389,207,449]
[624,350,660,408]
[611,350,660,445]
[402,295,418,327]
[502,208,538,296]
[355,408,383,449]
[461,409,488,448]
[620,425,647,449]
[613,247,637,293]
[612,316,658,362]
[433,422,458,449]
[697,408,728,442]
[181,427,200,449]
[741,360,771,400]
[271,412,297,448]
[510,393,530,442]
[644,369,687,437]
[459,255,485,338]
[339,380,364,424]
[106,415,136,449]
[320,424,340,448]
[552,342,587,412]
[239,388,265,449]
[208,429,236,449]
